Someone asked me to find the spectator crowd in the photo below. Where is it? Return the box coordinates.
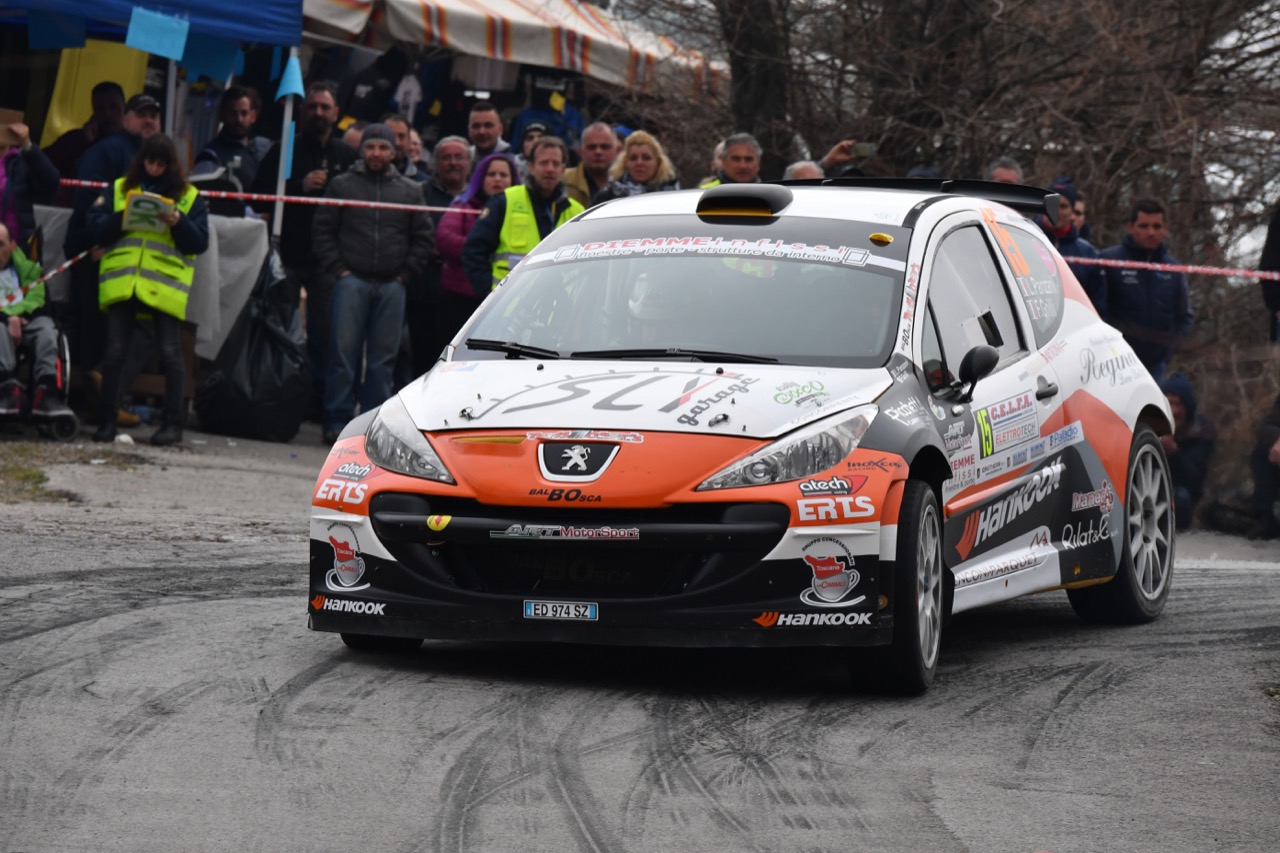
[2,77,1280,537]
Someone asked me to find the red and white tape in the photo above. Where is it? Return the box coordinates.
[1063,254,1280,282]
[59,178,454,215]
[47,179,1280,282]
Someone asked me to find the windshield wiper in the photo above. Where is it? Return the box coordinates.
[463,338,561,360]
[570,347,779,364]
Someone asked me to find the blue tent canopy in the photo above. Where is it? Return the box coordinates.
[7,0,302,47]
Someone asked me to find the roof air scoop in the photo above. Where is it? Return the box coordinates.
[696,184,794,219]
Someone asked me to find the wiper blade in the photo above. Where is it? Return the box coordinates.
[463,338,561,360]
[570,347,778,364]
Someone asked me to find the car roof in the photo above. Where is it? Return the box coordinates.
[579,180,1059,229]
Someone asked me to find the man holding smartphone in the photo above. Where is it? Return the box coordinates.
[817,139,875,177]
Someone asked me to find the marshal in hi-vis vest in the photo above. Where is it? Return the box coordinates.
[98,179,200,319]
[491,184,583,287]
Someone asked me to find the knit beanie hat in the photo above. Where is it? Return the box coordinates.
[1048,177,1078,206]
[361,123,397,147]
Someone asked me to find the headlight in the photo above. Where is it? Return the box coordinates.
[364,395,455,484]
[697,405,877,491]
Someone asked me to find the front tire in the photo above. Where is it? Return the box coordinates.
[879,479,945,694]
[341,633,424,653]
[1067,426,1174,624]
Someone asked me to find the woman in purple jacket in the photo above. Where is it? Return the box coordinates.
[436,151,518,345]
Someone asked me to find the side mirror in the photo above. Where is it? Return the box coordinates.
[957,345,999,402]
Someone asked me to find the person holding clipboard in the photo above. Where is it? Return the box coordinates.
[86,134,209,445]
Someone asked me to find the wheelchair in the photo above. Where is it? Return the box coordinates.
[0,316,81,442]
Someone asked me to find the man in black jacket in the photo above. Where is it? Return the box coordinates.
[253,81,357,417]
[313,123,434,444]
[1158,372,1215,531]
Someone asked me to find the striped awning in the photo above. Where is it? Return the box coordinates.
[303,0,723,91]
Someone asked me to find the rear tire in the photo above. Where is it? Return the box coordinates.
[340,633,424,653]
[1067,426,1174,624]
[872,479,945,694]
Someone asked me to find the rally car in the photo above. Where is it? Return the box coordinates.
[308,178,1175,693]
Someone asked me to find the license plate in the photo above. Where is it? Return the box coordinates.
[523,600,599,621]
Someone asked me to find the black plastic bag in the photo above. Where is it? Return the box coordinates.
[195,246,310,442]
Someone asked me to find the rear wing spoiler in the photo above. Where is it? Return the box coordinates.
[778,176,1061,226]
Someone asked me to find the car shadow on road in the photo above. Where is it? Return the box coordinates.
[327,593,1103,698]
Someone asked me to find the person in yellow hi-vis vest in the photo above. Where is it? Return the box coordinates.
[86,134,209,446]
[460,136,583,294]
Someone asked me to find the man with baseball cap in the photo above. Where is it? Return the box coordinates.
[65,91,164,376]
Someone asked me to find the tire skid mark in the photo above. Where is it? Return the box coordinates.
[547,692,631,853]
[428,688,543,853]
[1015,661,1122,771]
[253,658,346,765]
[41,679,220,825]
[648,695,766,851]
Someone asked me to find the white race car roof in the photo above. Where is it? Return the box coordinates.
[579,182,1052,231]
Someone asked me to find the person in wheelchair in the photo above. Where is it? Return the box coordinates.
[0,222,72,418]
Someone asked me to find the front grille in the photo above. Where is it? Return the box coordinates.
[368,493,790,598]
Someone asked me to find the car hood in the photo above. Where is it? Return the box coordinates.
[403,361,891,438]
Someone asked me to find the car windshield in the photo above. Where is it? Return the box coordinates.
[458,216,909,369]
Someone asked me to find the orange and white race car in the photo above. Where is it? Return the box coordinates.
[309,179,1174,693]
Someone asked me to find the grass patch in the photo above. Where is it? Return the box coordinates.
[1266,687,1280,699]
[0,440,148,504]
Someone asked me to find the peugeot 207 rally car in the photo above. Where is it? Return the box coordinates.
[309,178,1175,693]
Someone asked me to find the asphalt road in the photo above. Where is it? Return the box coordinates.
[2,425,1278,853]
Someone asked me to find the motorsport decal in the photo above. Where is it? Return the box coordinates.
[453,368,761,422]
[427,515,451,531]
[1072,480,1116,514]
[774,379,828,409]
[1018,338,1068,381]
[846,455,905,474]
[954,458,1064,560]
[798,474,866,495]
[797,494,876,521]
[536,236,905,270]
[1063,516,1112,548]
[975,391,1038,458]
[315,475,369,507]
[883,396,928,426]
[315,460,377,507]
[309,594,386,616]
[526,429,644,443]
[953,527,1051,588]
[1080,345,1145,387]
[1048,420,1084,452]
[490,524,639,541]
[942,412,976,453]
[799,537,866,608]
[897,262,920,352]
[528,487,603,502]
[753,611,872,627]
[326,521,369,591]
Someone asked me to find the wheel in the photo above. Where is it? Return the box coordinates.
[50,415,81,442]
[874,479,945,694]
[1067,426,1174,624]
[340,632,423,653]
